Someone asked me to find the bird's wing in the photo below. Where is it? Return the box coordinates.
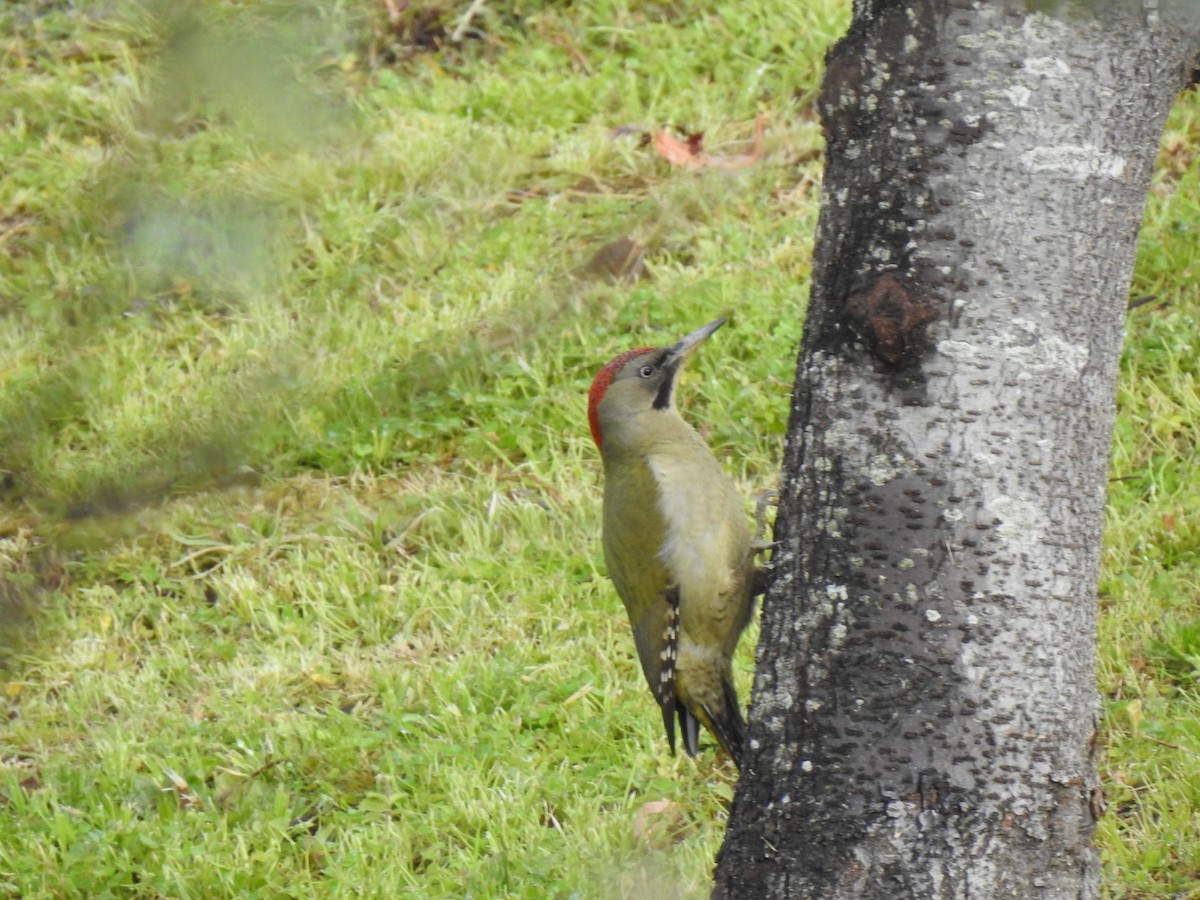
[657,586,680,754]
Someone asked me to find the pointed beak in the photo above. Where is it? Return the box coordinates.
[664,317,726,368]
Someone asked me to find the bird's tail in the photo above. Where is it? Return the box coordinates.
[658,589,746,768]
[699,677,746,769]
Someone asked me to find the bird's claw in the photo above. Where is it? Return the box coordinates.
[752,489,779,546]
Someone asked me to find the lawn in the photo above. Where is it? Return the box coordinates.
[0,1,1197,897]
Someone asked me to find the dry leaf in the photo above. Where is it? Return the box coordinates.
[653,116,765,170]
[579,238,647,282]
[653,130,703,167]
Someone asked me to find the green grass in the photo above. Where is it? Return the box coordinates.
[1099,93,1200,895]
[0,1,1197,896]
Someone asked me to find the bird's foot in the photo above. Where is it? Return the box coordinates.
[752,489,779,547]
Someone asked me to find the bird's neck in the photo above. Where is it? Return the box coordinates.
[600,408,706,465]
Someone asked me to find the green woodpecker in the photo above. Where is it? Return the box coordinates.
[588,317,754,768]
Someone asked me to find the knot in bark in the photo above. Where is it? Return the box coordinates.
[844,273,939,367]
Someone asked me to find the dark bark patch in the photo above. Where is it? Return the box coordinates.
[843,274,939,367]
[818,37,870,148]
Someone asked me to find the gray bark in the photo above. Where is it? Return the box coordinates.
[714,1,1200,897]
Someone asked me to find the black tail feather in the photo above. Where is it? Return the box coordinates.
[661,692,677,755]
[702,678,746,769]
[680,705,700,758]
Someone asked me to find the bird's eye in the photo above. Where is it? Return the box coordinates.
[638,365,656,378]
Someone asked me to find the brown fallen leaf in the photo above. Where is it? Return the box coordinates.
[653,130,704,167]
[578,237,647,282]
[653,116,766,170]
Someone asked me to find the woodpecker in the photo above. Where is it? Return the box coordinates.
[588,317,754,768]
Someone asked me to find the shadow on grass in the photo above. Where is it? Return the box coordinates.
[2,278,602,514]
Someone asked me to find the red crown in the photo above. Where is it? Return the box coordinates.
[587,347,654,447]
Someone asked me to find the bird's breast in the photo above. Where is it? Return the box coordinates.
[645,451,748,606]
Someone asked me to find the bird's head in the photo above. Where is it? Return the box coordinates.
[587,317,726,452]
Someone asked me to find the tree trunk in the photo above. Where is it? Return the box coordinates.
[714,2,1200,897]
